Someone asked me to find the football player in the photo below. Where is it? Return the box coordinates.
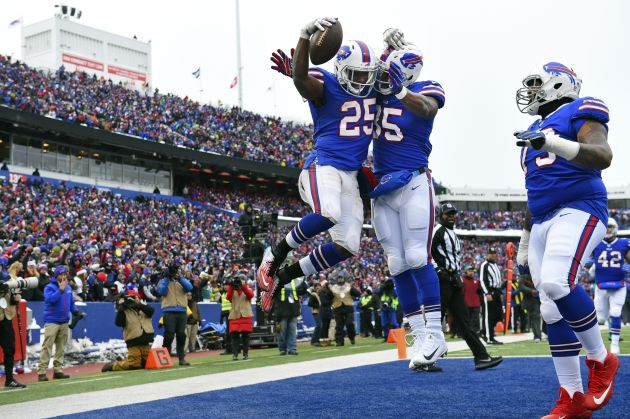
[258,17,378,312]
[514,62,619,418]
[369,29,447,368]
[590,218,630,355]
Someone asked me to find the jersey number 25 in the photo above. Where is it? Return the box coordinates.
[339,98,377,137]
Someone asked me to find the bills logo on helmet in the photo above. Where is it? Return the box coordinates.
[336,45,352,61]
[400,53,423,69]
[543,62,577,85]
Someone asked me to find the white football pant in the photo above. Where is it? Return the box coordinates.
[594,286,627,324]
[298,164,363,255]
[371,171,435,275]
[528,208,606,324]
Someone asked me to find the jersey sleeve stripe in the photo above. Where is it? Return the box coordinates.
[421,89,446,98]
[421,85,445,93]
[578,105,609,114]
[583,99,608,109]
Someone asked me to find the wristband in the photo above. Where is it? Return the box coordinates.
[395,87,408,100]
[543,132,580,160]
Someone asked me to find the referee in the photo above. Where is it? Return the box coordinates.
[479,248,504,345]
[432,203,502,370]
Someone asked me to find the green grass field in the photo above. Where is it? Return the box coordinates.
[1,329,628,405]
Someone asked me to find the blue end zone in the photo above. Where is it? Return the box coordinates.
[58,357,629,419]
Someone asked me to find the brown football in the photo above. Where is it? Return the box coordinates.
[309,21,343,65]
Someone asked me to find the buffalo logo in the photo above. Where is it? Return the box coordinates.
[543,62,577,85]
[380,174,392,185]
[400,53,423,69]
[336,45,352,61]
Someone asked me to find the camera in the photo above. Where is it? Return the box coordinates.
[0,276,39,294]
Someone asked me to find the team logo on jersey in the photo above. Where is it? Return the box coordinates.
[380,174,392,184]
[336,46,352,61]
[400,53,423,69]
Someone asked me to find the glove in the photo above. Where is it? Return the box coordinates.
[270,48,294,78]
[516,229,530,278]
[388,62,404,96]
[514,130,547,150]
[383,28,408,50]
[300,17,337,39]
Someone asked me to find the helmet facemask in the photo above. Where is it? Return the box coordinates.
[605,219,618,240]
[338,66,377,97]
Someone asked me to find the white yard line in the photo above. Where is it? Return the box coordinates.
[3,334,533,418]
[59,376,120,385]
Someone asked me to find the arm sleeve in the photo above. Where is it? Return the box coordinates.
[570,97,609,135]
[137,303,154,317]
[115,309,126,327]
[478,264,489,294]
[412,81,446,109]
[179,278,193,292]
[226,286,234,301]
[44,285,62,304]
[157,279,169,296]
[242,285,254,300]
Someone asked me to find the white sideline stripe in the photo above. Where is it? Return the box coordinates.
[4,334,533,418]
[59,376,120,385]
[148,367,193,374]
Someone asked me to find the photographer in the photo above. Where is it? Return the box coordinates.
[38,265,76,381]
[0,269,26,388]
[226,274,254,360]
[318,280,334,342]
[157,262,193,366]
[274,278,307,355]
[102,290,154,372]
[307,282,322,346]
[433,204,502,369]
[330,271,360,346]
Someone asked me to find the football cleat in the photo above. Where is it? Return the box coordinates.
[260,278,279,313]
[406,330,425,370]
[583,352,619,411]
[256,248,284,292]
[541,388,592,419]
[413,333,447,366]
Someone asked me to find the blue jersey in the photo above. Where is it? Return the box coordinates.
[303,68,377,171]
[520,97,610,224]
[372,81,445,178]
[593,238,630,288]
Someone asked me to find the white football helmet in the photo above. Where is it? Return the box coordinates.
[516,62,582,115]
[375,45,424,95]
[606,218,618,240]
[333,40,378,97]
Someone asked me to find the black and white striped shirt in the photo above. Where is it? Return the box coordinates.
[431,224,461,272]
[479,260,502,292]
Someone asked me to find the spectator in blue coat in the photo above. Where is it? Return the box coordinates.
[158,262,193,366]
[37,265,76,381]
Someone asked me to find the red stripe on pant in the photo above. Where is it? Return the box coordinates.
[308,165,321,214]
[568,215,598,288]
[426,170,434,263]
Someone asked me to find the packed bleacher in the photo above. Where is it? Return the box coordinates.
[0,55,313,168]
[4,175,615,306]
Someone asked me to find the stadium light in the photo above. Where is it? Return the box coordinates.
[55,4,82,20]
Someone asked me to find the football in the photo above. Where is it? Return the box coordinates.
[309,20,343,65]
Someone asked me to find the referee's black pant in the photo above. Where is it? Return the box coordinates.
[439,276,489,360]
[481,288,503,342]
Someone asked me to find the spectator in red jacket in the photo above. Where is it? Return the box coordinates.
[226,274,254,360]
[462,265,481,336]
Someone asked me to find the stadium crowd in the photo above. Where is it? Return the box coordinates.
[2,175,614,305]
[0,55,313,168]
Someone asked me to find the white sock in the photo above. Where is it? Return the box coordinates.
[409,313,426,337]
[299,256,317,276]
[552,355,583,398]
[425,311,443,337]
[574,326,607,362]
[611,334,620,346]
